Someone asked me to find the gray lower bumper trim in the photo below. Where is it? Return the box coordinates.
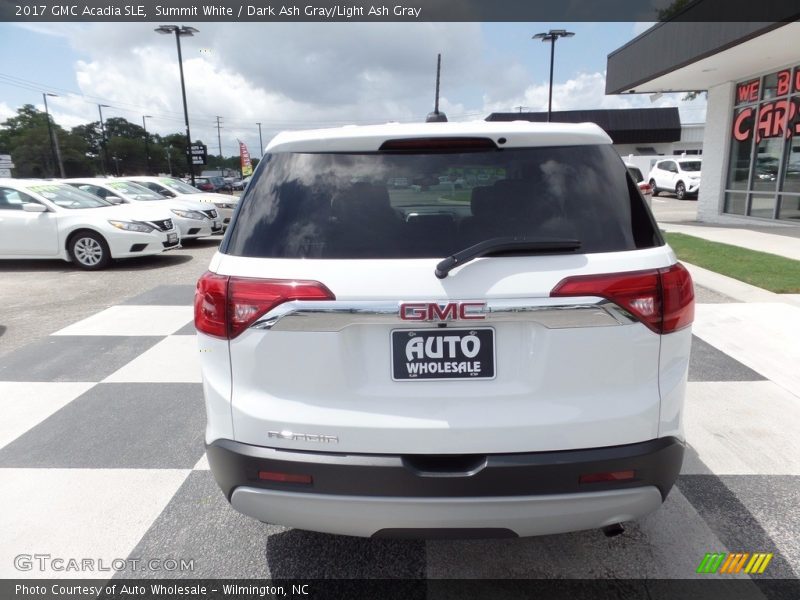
[230,486,663,538]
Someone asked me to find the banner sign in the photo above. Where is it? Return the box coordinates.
[239,140,253,177]
[188,144,208,166]
[732,67,800,144]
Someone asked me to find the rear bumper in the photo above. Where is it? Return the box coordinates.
[231,486,663,538]
[207,437,683,537]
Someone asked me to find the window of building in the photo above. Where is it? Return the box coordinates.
[725,65,800,221]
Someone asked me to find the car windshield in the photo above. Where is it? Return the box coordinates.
[679,161,702,172]
[627,166,644,182]
[224,144,660,259]
[161,178,202,194]
[28,184,113,209]
[107,181,165,200]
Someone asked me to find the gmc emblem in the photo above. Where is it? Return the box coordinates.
[399,301,486,321]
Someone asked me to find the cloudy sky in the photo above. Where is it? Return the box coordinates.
[0,21,707,157]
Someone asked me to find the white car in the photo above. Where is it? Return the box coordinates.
[625,164,653,207]
[122,176,238,228]
[0,179,180,269]
[647,158,702,200]
[64,178,222,240]
[197,120,694,538]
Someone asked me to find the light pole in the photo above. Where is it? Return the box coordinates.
[155,24,199,185]
[97,104,110,175]
[532,29,574,122]
[142,115,152,174]
[256,122,263,158]
[42,92,65,178]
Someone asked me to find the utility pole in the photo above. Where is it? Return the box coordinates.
[532,29,575,122]
[256,122,263,158]
[142,115,152,174]
[215,116,223,172]
[155,25,199,185]
[42,92,65,178]
[98,104,110,176]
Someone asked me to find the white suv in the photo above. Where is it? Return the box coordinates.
[196,121,694,538]
[647,158,702,200]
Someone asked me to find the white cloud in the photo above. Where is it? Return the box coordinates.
[16,23,706,155]
[482,71,707,123]
[0,102,16,123]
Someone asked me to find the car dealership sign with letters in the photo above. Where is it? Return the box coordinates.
[733,67,800,144]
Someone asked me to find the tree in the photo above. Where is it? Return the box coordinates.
[0,104,55,177]
[0,103,209,178]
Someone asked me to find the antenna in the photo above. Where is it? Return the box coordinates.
[426,53,447,123]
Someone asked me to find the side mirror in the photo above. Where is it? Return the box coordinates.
[22,203,47,213]
[106,196,124,204]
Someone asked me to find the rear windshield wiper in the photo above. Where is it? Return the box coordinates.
[435,237,581,279]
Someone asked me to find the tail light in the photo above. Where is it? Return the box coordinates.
[639,183,652,193]
[195,272,335,339]
[550,263,694,334]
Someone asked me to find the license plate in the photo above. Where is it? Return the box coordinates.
[167,232,178,244]
[391,328,495,381]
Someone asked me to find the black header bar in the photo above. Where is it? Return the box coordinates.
[2,0,800,22]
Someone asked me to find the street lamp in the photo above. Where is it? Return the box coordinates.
[97,104,110,176]
[155,24,199,186]
[142,115,152,174]
[532,29,575,122]
[256,122,263,158]
[42,92,65,178]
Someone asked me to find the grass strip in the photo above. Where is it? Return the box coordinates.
[664,232,800,293]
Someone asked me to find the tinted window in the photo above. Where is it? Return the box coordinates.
[107,181,165,200]
[224,144,660,259]
[0,188,39,210]
[27,184,111,209]
[678,161,702,172]
[627,166,644,182]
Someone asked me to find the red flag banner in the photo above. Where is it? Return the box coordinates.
[239,140,253,177]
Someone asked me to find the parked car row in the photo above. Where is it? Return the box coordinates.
[131,176,239,226]
[0,176,236,270]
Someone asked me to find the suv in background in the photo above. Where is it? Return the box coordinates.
[648,158,702,200]
[196,121,694,538]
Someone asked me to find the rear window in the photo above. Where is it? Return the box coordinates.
[224,144,660,259]
[627,166,644,182]
[679,161,702,172]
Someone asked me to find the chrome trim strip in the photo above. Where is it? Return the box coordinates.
[250,297,637,332]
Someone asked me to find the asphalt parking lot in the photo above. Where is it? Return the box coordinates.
[0,212,798,587]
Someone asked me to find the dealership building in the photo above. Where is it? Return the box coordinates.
[607,20,800,224]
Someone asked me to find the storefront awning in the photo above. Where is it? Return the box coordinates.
[606,20,799,95]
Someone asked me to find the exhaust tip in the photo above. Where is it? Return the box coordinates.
[602,523,625,537]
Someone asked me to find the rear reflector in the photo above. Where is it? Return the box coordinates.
[579,470,636,484]
[258,471,313,484]
[379,137,498,152]
[195,273,335,339]
[550,263,694,334]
